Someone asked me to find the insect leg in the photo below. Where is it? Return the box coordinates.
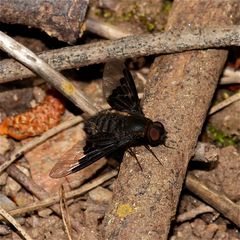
[128,148,143,171]
[144,145,163,166]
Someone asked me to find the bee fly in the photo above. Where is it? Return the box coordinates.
[50,60,167,178]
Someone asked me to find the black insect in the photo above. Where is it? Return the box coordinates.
[50,61,166,178]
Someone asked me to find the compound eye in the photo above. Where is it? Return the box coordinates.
[149,126,160,142]
[147,122,166,147]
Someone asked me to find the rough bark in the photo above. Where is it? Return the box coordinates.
[0,0,89,43]
[2,26,240,84]
[103,1,240,240]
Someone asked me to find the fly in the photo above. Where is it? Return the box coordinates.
[50,60,167,178]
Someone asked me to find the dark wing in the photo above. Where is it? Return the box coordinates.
[103,60,143,115]
[50,134,132,178]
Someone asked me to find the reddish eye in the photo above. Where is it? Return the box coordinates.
[146,121,166,147]
[149,127,160,141]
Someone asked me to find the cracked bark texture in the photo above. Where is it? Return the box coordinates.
[103,1,240,240]
[0,0,88,43]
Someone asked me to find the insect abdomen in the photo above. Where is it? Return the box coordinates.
[84,112,125,135]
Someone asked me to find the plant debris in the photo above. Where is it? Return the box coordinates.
[0,95,65,140]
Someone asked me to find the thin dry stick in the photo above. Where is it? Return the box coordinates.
[208,91,240,115]
[176,205,215,223]
[0,200,85,221]
[0,31,98,115]
[0,205,33,240]
[0,116,83,174]
[0,156,81,233]
[86,18,131,40]
[185,173,240,227]
[0,170,117,221]
[2,26,240,83]
[59,186,73,240]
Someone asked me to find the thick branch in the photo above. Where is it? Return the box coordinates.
[103,1,239,239]
[1,26,240,83]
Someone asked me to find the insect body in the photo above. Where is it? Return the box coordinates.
[85,111,165,150]
[50,61,166,178]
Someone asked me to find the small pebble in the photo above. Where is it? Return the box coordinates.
[38,208,52,218]
[4,177,22,197]
[14,191,34,207]
[0,224,11,235]
[191,218,206,237]
[33,86,46,103]
[29,227,40,239]
[0,193,17,211]
[89,186,113,203]
[202,223,218,239]
[16,217,25,225]
[26,215,40,228]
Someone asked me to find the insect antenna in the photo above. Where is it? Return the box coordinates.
[144,145,163,166]
[127,148,143,171]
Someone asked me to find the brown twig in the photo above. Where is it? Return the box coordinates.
[0,155,79,232]
[86,18,131,40]
[176,205,215,223]
[185,173,240,227]
[208,91,240,115]
[0,31,98,115]
[0,116,83,174]
[0,170,117,221]
[1,26,240,83]
[0,205,33,240]
[59,186,73,240]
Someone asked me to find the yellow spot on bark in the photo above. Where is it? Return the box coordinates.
[63,82,75,94]
[116,204,134,218]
